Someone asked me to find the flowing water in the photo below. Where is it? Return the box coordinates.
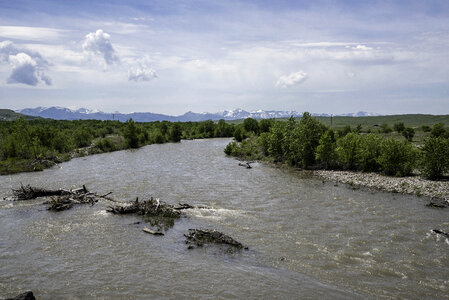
[0,138,448,299]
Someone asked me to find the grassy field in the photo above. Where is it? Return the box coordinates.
[314,114,449,129]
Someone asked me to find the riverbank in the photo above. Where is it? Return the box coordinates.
[313,169,449,204]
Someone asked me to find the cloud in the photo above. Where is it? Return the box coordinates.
[0,40,51,86]
[0,26,66,41]
[82,29,118,65]
[276,71,308,88]
[128,65,157,82]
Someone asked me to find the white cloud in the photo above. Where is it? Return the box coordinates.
[82,29,118,65]
[276,71,308,88]
[0,26,66,41]
[0,40,51,86]
[128,65,157,82]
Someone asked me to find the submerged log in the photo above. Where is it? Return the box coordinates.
[5,291,36,300]
[184,228,248,251]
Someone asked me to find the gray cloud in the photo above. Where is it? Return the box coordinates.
[82,29,118,65]
[0,40,51,86]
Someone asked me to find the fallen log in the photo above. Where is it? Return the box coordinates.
[143,227,164,236]
[11,184,114,211]
[13,184,71,200]
[184,228,248,251]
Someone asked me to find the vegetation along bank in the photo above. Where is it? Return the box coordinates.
[0,116,235,175]
[224,113,449,202]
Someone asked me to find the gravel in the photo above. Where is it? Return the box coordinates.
[314,170,449,204]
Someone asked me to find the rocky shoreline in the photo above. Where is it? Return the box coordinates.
[313,169,449,206]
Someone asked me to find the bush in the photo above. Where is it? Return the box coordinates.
[402,127,415,142]
[431,123,448,138]
[420,137,449,179]
[378,138,418,176]
[95,138,117,152]
[393,122,405,133]
[380,123,392,134]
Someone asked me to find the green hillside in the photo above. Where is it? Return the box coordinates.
[0,109,38,121]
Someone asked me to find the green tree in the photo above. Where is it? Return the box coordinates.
[420,137,449,180]
[356,134,382,172]
[267,121,287,161]
[259,119,274,133]
[378,138,417,176]
[336,132,361,170]
[169,123,182,142]
[243,118,259,134]
[290,112,325,168]
[315,130,337,169]
[124,118,139,148]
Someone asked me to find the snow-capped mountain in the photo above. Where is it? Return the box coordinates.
[16,107,381,122]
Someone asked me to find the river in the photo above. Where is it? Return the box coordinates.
[1,138,448,299]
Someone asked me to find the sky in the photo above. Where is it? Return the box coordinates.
[0,0,448,115]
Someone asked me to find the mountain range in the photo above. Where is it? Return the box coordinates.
[16,107,382,122]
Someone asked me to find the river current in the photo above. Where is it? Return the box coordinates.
[1,138,448,299]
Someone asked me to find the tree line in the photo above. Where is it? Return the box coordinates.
[224,113,449,180]
[0,118,236,174]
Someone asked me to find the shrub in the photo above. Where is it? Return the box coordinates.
[420,137,449,179]
[393,122,405,133]
[378,138,418,176]
[431,123,447,138]
[95,138,117,152]
[402,127,415,142]
[380,123,392,134]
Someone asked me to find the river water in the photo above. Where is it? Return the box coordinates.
[0,138,448,299]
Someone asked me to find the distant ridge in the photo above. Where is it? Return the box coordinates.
[16,106,383,122]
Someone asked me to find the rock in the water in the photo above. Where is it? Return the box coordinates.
[6,291,36,300]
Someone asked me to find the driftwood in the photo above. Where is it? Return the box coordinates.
[184,228,248,251]
[432,229,449,238]
[5,291,35,300]
[13,184,71,200]
[143,227,164,236]
[11,184,113,211]
[107,197,181,218]
[238,162,252,169]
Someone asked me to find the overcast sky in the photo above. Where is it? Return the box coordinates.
[0,0,448,115]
